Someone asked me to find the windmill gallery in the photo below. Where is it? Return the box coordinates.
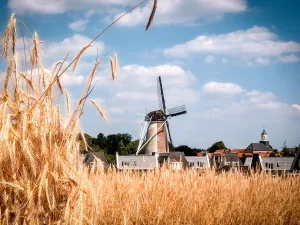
[82,76,300,173]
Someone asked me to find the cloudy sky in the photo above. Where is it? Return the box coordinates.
[1,0,300,149]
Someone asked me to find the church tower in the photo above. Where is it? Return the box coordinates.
[259,129,269,146]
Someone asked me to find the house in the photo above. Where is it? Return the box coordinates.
[243,157,253,167]
[231,149,253,158]
[245,129,273,155]
[259,156,294,171]
[167,152,188,170]
[83,152,109,169]
[115,152,158,170]
[185,155,210,169]
[218,153,243,170]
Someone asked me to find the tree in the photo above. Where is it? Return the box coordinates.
[96,133,107,150]
[105,133,132,155]
[208,141,227,153]
[126,139,140,155]
[174,145,196,156]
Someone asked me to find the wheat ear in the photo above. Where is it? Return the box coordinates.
[146,0,157,31]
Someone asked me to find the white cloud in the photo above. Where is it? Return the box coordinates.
[279,54,300,63]
[255,57,270,65]
[8,0,139,14]
[116,92,156,101]
[164,26,300,63]
[68,19,90,31]
[43,34,105,62]
[113,0,247,27]
[60,74,85,86]
[108,107,124,114]
[121,64,195,87]
[85,9,96,18]
[256,101,284,110]
[292,104,300,111]
[222,58,228,64]
[203,82,244,95]
[204,55,215,64]
[245,90,275,103]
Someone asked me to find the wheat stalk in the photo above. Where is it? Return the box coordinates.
[72,44,91,72]
[89,99,106,121]
[146,0,157,31]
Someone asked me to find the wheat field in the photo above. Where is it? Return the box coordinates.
[0,10,300,225]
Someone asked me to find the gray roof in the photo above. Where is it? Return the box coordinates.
[167,152,188,167]
[185,156,210,169]
[157,153,170,164]
[84,152,109,168]
[219,153,243,169]
[259,157,294,171]
[243,157,253,167]
[246,143,272,152]
[116,155,157,170]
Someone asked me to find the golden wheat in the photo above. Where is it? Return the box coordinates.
[1,6,299,225]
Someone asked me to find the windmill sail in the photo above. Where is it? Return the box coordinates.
[157,76,166,113]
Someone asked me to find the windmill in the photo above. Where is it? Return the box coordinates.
[136,76,187,155]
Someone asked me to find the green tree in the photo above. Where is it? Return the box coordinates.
[174,145,196,156]
[106,133,132,155]
[208,141,227,153]
[126,139,140,155]
[96,133,107,150]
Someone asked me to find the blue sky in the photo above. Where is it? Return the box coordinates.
[1,0,300,149]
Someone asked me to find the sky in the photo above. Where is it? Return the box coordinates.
[1,0,300,149]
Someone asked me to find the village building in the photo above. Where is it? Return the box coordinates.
[259,156,294,171]
[115,152,158,170]
[185,155,210,169]
[245,129,273,156]
[218,153,243,171]
[83,152,109,169]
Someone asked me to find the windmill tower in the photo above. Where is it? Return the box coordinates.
[136,76,187,155]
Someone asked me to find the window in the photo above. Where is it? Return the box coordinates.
[122,161,129,167]
[197,162,205,167]
[266,163,268,168]
[133,161,137,167]
[171,162,182,170]
[189,162,195,167]
[277,162,279,167]
[270,164,273,169]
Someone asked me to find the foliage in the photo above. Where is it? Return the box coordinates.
[208,141,227,153]
[174,145,199,156]
[281,141,296,156]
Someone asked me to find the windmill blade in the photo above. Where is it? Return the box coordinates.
[157,76,167,113]
[167,105,187,117]
[166,120,173,150]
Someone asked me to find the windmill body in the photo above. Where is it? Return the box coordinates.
[145,110,169,154]
[136,76,187,155]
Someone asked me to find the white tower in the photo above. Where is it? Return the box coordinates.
[260,129,269,146]
[261,129,268,142]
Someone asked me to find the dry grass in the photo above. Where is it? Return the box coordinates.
[0,8,299,225]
